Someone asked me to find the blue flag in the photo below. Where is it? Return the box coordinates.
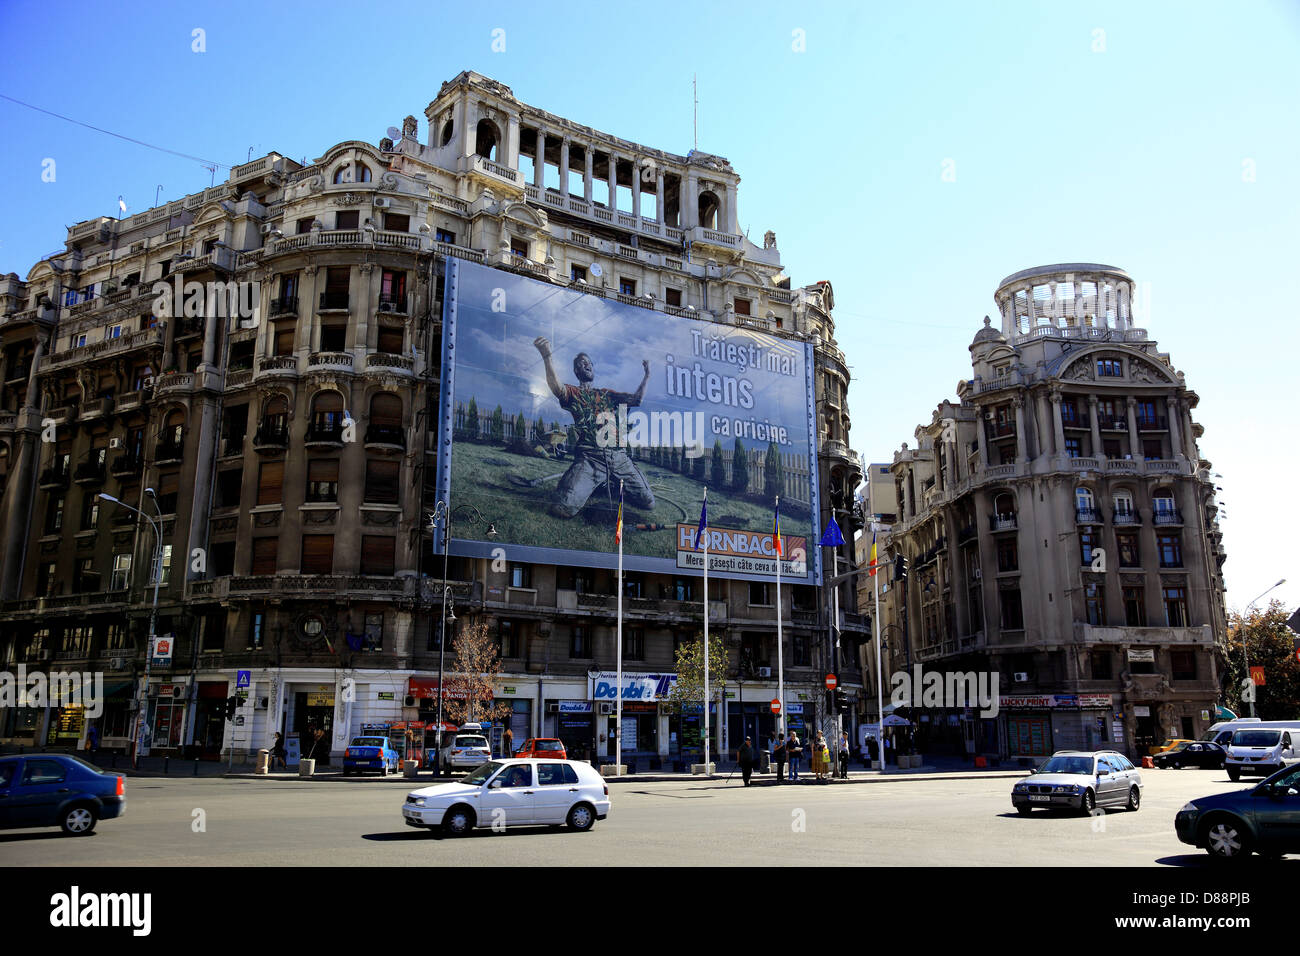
[695,490,708,550]
[820,516,845,548]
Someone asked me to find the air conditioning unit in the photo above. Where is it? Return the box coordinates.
[404,695,416,707]
[373,197,391,209]
[1013,672,1030,682]
[598,702,613,715]
[255,697,269,709]
[377,301,395,313]
[260,223,279,236]
[758,667,772,678]
[109,437,123,449]
[110,657,125,670]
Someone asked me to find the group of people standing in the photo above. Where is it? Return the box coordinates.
[733,729,853,785]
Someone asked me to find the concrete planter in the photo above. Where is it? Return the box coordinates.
[897,755,912,769]
[690,762,717,775]
[599,764,627,777]
[403,762,420,779]
[299,759,315,777]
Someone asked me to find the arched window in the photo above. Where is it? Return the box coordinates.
[356,163,371,183]
[162,409,185,447]
[310,391,345,441]
[475,120,499,160]
[440,120,454,147]
[333,166,349,184]
[1075,486,1095,519]
[994,492,1016,518]
[367,393,404,447]
[698,191,720,230]
[1153,490,1176,522]
[1112,490,1134,518]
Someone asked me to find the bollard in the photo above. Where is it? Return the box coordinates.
[193,759,200,777]
[164,756,169,774]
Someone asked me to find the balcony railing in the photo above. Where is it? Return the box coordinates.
[1060,413,1089,429]
[318,292,350,311]
[253,422,288,449]
[377,294,408,314]
[364,424,405,448]
[1137,416,1168,432]
[986,421,1016,439]
[1152,508,1183,526]
[268,295,299,316]
[365,352,413,373]
[308,351,353,370]
[1112,510,1141,526]
[73,461,106,484]
[155,439,184,463]
[1075,507,1103,524]
[989,514,1017,532]
[1096,416,1127,431]
[305,422,344,445]
[38,465,70,489]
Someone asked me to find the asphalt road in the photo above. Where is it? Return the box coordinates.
[0,768,1288,867]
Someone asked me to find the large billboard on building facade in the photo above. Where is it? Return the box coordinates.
[436,259,821,585]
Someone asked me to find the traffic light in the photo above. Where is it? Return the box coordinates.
[834,689,848,712]
[826,689,835,713]
[894,554,908,581]
[224,696,239,721]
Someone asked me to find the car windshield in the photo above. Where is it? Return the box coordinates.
[1168,741,1191,751]
[1233,730,1281,747]
[1039,756,1094,775]
[454,736,488,749]
[60,754,110,775]
[461,762,503,785]
[351,737,387,747]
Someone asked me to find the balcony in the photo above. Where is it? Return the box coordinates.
[110,453,142,477]
[43,327,164,371]
[268,295,299,317]
[1137,416,1168,432]
[307,351,353,373]
[989,513,1017,532]
[1096,416,1128,431]
[38,465,70,490]
[1060,414,1089,429]
[115,389,144,412]
[225,368,254,389]
[318,292,350,312]
[1073,622,1212,646]
[175,317,205,340]
[175,246,235,274]
[305,422,344,447]
[73,461,106,485]
[252,421,288,451]
[1075,507,1103,524]
[364,352,413,375]
[1067,456,1100,471]
[986,421,1016,440]
[1152,508,1183,527]
[155,438,184,464]
[364,424,405,450]
[154,371,196,398]
[256,355,298,379]
[1112,509,1141,526]
[376,294,408,315]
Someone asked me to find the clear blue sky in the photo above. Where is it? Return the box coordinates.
[2,0,1297,613]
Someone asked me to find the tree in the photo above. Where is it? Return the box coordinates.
[490,405,505,444]
[731,438,749,493]
[710,439,726,489]
[764,442,783,497]
[441,618,516,728]
[465,397,479,441]
[665,631,730,716]
[1219,601,1300,718]
[691,447,706,482]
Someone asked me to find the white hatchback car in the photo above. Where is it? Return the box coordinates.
[403,758,611,835]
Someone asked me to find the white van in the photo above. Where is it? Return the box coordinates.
[1225,727,1300,780]
[1201,718,1300,748]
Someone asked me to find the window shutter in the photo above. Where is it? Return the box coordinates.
[370,393,402,427]
[257,460,284,506]
[308,459,339,483]
[251,537,278,575]
[361,536,395,576]
[313,391,343,415]
[301,535,334,574]
[364,459,399,503]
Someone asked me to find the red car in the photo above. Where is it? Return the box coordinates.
[513,738,567,760]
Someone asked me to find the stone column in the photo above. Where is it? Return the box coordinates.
[1050,389,1065,461]
[506,115,520,170]
[584,147,594,202]
[1026,286,1036,327]
[559,140,570,197]
[1166,396,1182,459]
[631,160,641,220]
[1088,395,1102,458]
[656,172,665,223]
[684,171,698,229]
[975,411,989,468]
[533,131,546,189]
[1126,397,1140,459]
[1013,397,1027,463]
[607,154,618,213]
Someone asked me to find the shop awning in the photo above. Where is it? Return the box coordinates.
[1214,704,1237,721]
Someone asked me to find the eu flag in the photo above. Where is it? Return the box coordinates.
[695,489,708,550]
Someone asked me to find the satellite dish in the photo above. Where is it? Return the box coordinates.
[387,127,402,140]
[589,263,603,277]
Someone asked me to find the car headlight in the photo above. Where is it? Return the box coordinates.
[1179,802,1199,815]
[409,798,426,808]
[1013,784,1027,792]
[1052,785,1077,793]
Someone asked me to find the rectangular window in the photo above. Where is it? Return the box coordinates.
[1171,649,1196,680]
[570,264,587,283]
[44,494,64,534]
[619,277,636,296]
[319,324,346,351]
[364,459,399,503]
[569,625,589,659]
[665,287,682,307]
[1157,534,1183,568]
[749,581,771,606]
[1123,587,1146,627]
[301,535,334,575]
[510,238,529,258]
[734,297,751,316]
[380,270,406,307]
[75,558,97,593]
[996,538,1018,573]
[80,494,100,530]
[1103,438,1122,459]
[1097,359,1122,376]
[623,573,644,599]
[1143,439,1163,460]
[274,327,296,356]
[498,619,518,658]
[435,228,456,245]
[1163,586,1189,627]
[1064,437,1081,458]
[360,536,395,576]
[1079,527,1099,566]
[251,538,278,576]
[383,213,410,233]
[157,544,173,586]
[1000,588,1024,630]
[1085,582,1105,625]
[364,612,383,651]
[376,326,404,354]
[624,627,644,661]
[251,611,266,649]
[334,210,359,231]
[793,634,811,666]
[509,564,532,589]
[157,471,179,515]
[296,217,315,235]
[257,461,284,506]
[1116,532,1140,568]
[306,458,339,503]
[1090,649,1112,680]
[38,561,59,596]
[111,554,131,591]
[1129,653,1157,675]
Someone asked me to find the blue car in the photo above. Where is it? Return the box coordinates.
[343,736,400,776]
[1175,762,1300,860]
[0,754,126,836]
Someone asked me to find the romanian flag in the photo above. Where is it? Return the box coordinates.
[772,499,782,557]
[868,531,878,576]
[615,482,624,545]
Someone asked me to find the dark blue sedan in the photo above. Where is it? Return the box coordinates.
[342,736,400,776]
[1175,762,1300,860]
[0,754,126,836]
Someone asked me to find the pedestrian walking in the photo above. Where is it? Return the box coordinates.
[737,737,755,787]
[838,731,850,779]
[884,733,893,766]
[270,732,288,770]
[774,736,787,784]
[503,726,514,758]
[86,723,99,757]
[767,732,777,769]
[787,731,803,781]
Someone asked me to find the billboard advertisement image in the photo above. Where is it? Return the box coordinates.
[436,259,821,584]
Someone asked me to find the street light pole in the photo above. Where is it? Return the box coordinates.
[1242,578,1286,718]
[99,491,162,769]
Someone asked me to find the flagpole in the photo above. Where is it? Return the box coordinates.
[874,538,884,774]
[616,479,624,776]
[775,495,785,739]
[702,488,710,777]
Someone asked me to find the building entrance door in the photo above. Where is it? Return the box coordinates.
[294,692,334,765]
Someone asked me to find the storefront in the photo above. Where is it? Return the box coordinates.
[145,680,190,753]
[290,684,336,765]
[617,702,659,759]
[727,699,778,753]
[45,704,85,748]
[192,681,228,760]
[551,701,595,761]
[1000,694,1115,761]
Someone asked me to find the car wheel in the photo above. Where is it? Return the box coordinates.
[1227,768,1240,782]
[1171,760,1183,770]
[1080,789,1096,814]
[1203,817,1252,860]
[61,804,97,836]
[442,805,476,837]
[1126,786,1141,811]
[1016,805,1032,816]
[566,802,596,832]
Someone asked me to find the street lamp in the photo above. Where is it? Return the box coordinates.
[426,501,495,774]
[1241,578,1286,717]
[98,490,163,769]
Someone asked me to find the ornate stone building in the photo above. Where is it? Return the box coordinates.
[868,264,1227,761]
[0,72,864,765]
